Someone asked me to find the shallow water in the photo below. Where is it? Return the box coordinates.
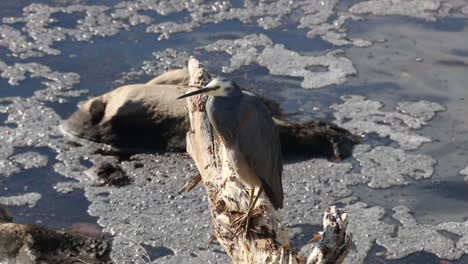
[0,0,468,263]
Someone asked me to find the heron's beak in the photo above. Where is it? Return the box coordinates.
[177,87,217,99]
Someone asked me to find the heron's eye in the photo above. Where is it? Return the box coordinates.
[214,85,221,89]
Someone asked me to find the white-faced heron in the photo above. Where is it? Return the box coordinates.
[178,77,283,232]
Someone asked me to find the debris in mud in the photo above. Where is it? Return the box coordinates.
[0,222,111,264]
[275,118,360,160]
[0,193,42,208]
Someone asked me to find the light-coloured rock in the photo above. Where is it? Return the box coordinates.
[61,69,190,151]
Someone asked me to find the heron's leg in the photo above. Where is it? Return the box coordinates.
[231,186,264,234]
[248,186,264,212]
[240,186,258,230]
[231,187,254,228]
[247,187,255,211]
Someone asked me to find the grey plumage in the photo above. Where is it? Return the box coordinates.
[208,89,283,209]
[178,77,284,210]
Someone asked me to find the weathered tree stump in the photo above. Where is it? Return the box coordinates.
[183,57,351,264]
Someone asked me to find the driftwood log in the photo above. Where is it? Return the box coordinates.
[183,57,351,263]
[61,68,359,157]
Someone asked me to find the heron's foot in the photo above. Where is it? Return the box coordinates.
[230,212,253,235]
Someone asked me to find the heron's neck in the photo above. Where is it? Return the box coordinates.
[209,90,242,107]
[221,85,242,97]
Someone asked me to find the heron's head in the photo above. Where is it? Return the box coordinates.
[177,77,241,99]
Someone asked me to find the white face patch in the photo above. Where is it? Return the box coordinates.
[210,87,226,96]
[206,78,228,96]
[206,78,222,87]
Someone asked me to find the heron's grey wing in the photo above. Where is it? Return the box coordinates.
[238,94,283,209]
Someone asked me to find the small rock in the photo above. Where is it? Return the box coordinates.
[85,161,131,187]
[0,206,12,223]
